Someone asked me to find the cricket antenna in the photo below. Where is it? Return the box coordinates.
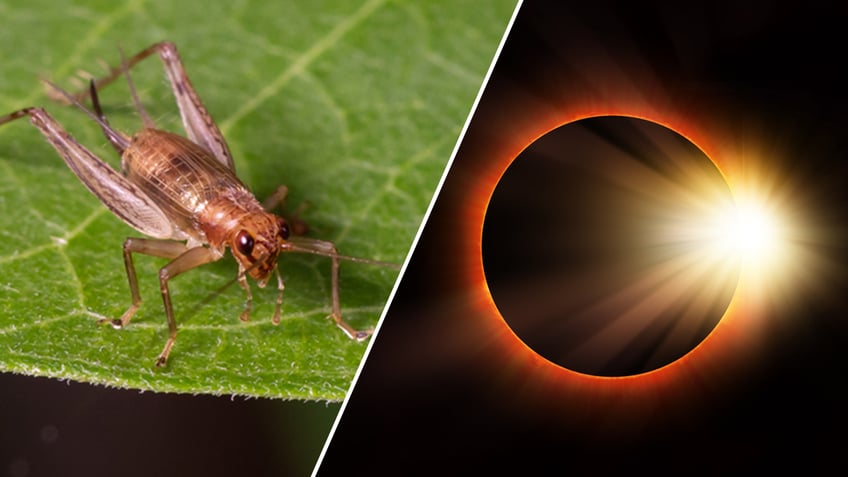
[286,237,402,270]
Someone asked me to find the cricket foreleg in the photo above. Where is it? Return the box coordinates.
[236,268,253,323]
[273,267,285,325]
[236,263,285,325]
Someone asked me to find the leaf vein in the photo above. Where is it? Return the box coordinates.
[218,0,389,134]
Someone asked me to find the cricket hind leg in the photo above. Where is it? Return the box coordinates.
[50,41,236,171]
[0,108,38,128]
[0,105,174,239]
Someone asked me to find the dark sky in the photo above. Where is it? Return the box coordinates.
[318,1,848,474]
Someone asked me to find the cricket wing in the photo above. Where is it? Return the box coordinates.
[30,109,176,239]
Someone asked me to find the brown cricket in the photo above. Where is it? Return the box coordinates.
[0,41,395,367]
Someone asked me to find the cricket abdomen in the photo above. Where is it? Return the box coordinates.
[122,128,251,242]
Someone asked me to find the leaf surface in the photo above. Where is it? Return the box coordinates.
[0,0,516,399]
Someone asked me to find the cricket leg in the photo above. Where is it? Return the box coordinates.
[262,185,310,236]
[98,238,190,329]
[51,41,235,171]
[272,267,285,325]
[0,107,175,240]
[236,262,285,325]
[154,245,223,367]
[286,237,372,341]
[261,185,289,211]
[236,267,253,322]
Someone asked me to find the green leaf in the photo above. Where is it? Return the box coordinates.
[0,0,516,399]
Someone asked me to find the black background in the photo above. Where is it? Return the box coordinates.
[319,1,847,474]
[0,373,337,475]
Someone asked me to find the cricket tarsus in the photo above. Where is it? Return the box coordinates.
[0,41,390,368]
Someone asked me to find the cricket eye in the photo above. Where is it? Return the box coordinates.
[235,230,255,256]
[278,218,290,240]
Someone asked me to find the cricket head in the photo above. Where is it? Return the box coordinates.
[229,213,290,286]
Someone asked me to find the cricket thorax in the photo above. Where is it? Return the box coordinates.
[198,191,291,282]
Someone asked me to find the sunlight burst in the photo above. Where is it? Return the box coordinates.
[712,197,783,267]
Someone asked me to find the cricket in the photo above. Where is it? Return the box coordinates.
[0,41,396,367]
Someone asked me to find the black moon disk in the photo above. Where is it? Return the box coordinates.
[482,116,739,377]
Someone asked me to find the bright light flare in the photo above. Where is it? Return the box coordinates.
[672,188,799,304]
[712,197,784,267]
